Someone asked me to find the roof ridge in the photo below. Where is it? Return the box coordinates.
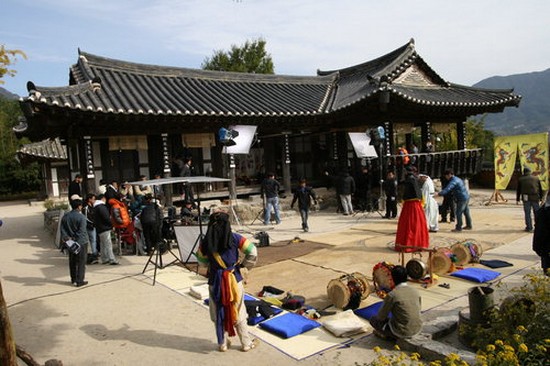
[77,50,332,84]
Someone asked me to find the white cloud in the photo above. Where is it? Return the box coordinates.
[2,0,550,95]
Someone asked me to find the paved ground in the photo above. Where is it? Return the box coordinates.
[0,188,542,365]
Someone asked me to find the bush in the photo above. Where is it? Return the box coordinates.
[367,272,549,366]
[44,199,68,211]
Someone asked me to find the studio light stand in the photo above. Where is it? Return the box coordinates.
[142,236,183,286]
[348,131,385,219]
[128,176,229,285]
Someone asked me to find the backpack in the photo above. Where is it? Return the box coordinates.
[109,198,131,228]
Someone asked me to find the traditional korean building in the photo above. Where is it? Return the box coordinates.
[16,39,521,199]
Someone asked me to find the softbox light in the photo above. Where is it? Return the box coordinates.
[348,132,378,158]
[222,125,258,155]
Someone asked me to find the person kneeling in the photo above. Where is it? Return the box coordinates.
[369,265,422,340]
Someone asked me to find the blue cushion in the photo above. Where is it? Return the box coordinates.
[354,301,392,321]
[206,294,283,325]
[450,267,501,283]
[259,312,321,338]
[479,259,513,269]
[248,307,283,325]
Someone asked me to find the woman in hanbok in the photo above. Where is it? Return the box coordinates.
[419,174,439,232]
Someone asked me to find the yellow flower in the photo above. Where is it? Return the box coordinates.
[495,340,504,346]
[393,344,400,351]
[486,344,496,352]
[516,325,526,332]
[503,344,515,352]
[447,353,460,361]
[518,343,528,353]
[410,352,420,361]
[545,339,550,345]
[373,346,382,353]
[535,345,546,352]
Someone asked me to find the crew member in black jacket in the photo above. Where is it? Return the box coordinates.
[291,178,317,232]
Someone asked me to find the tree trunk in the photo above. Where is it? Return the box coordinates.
[0,279,17,365]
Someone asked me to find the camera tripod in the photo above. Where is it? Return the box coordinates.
[141,223,184,286]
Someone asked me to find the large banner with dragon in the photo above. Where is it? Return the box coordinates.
[494,133,548,190]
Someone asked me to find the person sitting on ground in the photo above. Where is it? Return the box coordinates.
[196,211,259,352]
[370,265,423,340]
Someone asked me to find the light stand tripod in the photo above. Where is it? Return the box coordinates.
[141,215,184,286]
[141,183,186,285]
[376,141,387,216]
[183,187,205,271]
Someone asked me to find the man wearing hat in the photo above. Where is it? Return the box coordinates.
[60,195,89,286]
[516,166,543,232]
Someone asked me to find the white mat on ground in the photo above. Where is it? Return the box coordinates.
[141,266,207,292]
[248,316,355,360]
[142,267,357,359]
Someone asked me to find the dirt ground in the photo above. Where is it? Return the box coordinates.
[0,188,541,365]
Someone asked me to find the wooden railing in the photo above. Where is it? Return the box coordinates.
[385,148,484,179]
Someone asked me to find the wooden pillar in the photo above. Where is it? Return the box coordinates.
[282,133,291,194]
[161,133,173,205]
[421,122,431,151]
[229,153,237,200]
[405,133,413,151]
[457,120,466,150]
[383,122,393,156]
[83,136,97,194]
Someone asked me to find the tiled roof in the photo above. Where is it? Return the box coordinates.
[26,52,336,118]
[20,39,520,119]
[17,137,67,161]
[318,39,520,111]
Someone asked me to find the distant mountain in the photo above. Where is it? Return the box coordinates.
[473,68,550,136]
[0,87,19,100]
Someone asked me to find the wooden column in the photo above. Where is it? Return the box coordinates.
[421,122,431,151]
[282,133,291,194]
[383,122,393,156]
[83,136,96,194]
[457,120,466,150]
[228,154,237,200]
[161,133,173,205]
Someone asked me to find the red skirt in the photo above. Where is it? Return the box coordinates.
[395,199,429,252]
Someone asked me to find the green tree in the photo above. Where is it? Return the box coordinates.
[201,38,274,74]
[435,117,495,162]
[0,45,39,197]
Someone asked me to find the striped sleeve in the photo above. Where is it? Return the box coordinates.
[236,234,257,269]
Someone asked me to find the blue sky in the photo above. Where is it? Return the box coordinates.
[1,0,549,97]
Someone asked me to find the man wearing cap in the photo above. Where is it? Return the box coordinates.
[60,196,89,287]
[516,166,543,232]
